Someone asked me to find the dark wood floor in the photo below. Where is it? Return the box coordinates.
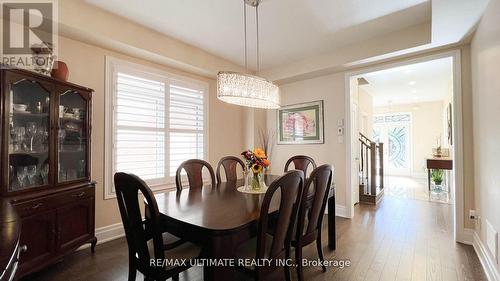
[21,195,486,281]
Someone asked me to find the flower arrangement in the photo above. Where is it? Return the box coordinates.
[241,148,270,190]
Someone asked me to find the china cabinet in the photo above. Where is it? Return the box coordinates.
[0,66,96,278]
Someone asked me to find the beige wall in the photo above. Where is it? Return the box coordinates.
[357,88,374,139]
[375,101,445,176]
[266,74,347,208]
[471,0,500,270]
[58,36,246,228]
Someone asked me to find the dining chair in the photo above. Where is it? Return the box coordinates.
[293,164,333,281]
[284,155,317,177]
[175,159,216,192]
[235,170,304,281]
[114,172,201,281]
[216,156,245,182]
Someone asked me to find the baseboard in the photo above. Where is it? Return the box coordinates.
[335,205,349,218]
[473,231,500,281]
[76,222,125,251]
[95,222,125,244]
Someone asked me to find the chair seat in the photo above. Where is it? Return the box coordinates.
[147,232,201,271]
[266,215,310,243]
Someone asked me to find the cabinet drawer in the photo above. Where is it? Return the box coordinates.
[12,186,94,217]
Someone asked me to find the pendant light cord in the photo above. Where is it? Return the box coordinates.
[256,4,260,73]
[243,1,248,70]
[243,0,261,73]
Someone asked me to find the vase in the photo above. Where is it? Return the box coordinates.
[51,61,69,81]
[251,172,264,191]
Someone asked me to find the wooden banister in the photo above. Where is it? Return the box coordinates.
[358,133,384,204]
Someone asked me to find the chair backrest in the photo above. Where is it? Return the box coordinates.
[257,170,304,261]
[296,164,333,242]
[216,156,245,182]
[114,172,165,263]
[284,155,317,176]
[176,159,216,192]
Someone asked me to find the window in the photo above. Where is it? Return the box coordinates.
[105,57,208,198]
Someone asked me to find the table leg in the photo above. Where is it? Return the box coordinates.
[328,195,336,250]
[203,235,235,281]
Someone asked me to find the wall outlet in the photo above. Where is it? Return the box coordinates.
[469,209,477,219]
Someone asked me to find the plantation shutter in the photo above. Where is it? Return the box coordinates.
[114,72,166,182]
[169,81,205,176]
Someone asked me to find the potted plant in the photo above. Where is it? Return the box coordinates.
[431,169,444,186]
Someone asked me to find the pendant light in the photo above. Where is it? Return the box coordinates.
[217,0,280,109]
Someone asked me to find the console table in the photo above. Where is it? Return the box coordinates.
[426,157,453,196]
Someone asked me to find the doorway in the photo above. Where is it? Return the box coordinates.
[344,50,466,243]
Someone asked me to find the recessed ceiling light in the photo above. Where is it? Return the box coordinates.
[413,96,420,100]
[412,90,417,94]
[405,69,412,74]
[409,81,416,86]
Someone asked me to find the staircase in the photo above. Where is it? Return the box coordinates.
[359,133,385,204]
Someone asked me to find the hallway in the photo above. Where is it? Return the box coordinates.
[384,176,452,204]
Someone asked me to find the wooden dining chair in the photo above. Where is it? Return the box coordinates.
[175,159,216,192]
[235,170,304,281]
[293,164,333,281]
[284,155,317,177]
[114,172,201,281]
[216,156,245,182]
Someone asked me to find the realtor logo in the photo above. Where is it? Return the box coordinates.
[0,0,58,70]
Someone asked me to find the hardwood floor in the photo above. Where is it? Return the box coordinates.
[21,195,486,281]
[384,176,451,204]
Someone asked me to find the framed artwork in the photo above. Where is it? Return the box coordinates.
[277,100,324,144]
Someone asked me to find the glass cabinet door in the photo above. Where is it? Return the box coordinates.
[57,89,89,183]
[8,79,52,192]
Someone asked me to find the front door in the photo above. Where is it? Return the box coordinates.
[373,113,411,176]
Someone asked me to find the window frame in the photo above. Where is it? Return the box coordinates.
[104,56,209,199]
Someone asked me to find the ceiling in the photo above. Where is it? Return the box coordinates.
[85,0,431,71]
[358,57,453,107]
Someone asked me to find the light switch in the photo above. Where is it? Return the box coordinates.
[337,119,344,126]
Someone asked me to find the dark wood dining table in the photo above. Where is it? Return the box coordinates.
[152,174,336,281]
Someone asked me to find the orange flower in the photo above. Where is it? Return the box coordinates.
[262,159,270,167]
[253,148,267,159]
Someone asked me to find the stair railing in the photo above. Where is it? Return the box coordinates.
[359,133,384,199]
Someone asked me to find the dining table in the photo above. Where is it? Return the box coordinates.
[151,174,336,281]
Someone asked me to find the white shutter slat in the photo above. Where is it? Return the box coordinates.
[114,72,166,181]
[169,82,205,176]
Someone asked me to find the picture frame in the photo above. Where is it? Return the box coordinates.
[277,100,324,144]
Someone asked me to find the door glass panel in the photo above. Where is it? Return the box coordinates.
[8,80,51,192]
[388,125,409,169]
[58,90,87,183]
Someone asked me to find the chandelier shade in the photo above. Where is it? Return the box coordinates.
[217,71,280,109]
